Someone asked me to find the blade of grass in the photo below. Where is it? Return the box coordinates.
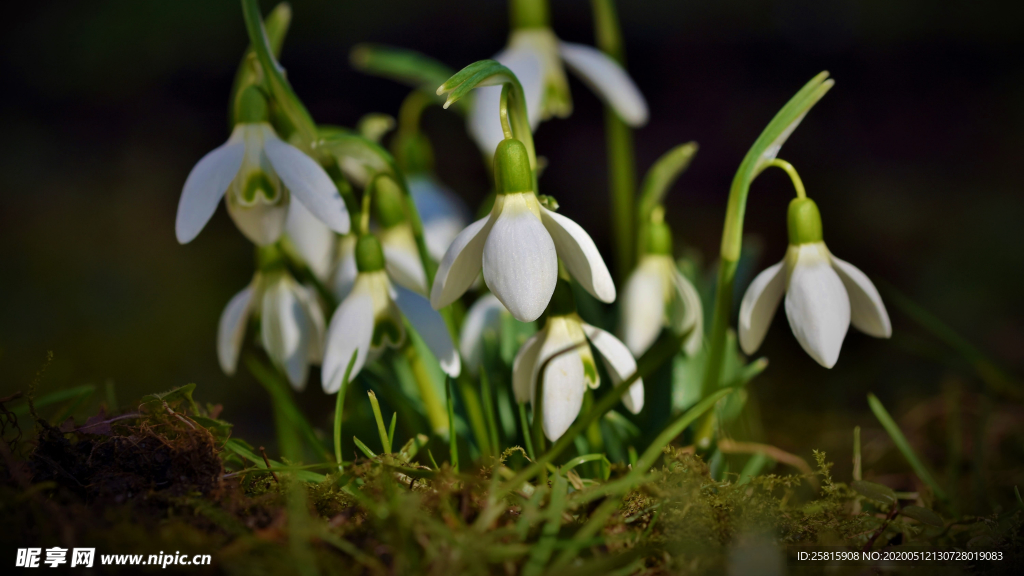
[353,436,377,459]
[519,402,536,460]
[368,390,391,454]
[479,366,500,456]
[246,355,328,462]
[447,377,458,472]
[881,283,1022,400]
[50,387,95,425]
[12,385,96,417]
[868,393,948,502]
[334,351,358,472]
[388,412,397,449]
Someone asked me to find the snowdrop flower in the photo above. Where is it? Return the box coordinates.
[322,234,460,393]
[620,213,703,357]
[431,138,615,322]
[218,249,326,390]
[739,198,891,368]
[513,281,642,441]
[176,86,350,246]
[470,27,649,155]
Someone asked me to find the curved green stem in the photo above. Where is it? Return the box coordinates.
[762,158,806,199]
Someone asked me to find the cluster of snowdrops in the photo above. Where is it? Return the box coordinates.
[175,0,892,449]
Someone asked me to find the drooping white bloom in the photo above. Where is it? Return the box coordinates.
[431,139,614,322]
[218,269,326,390]
[470,28,649,156]
[408,174,471,262]
[322,235,460,393]
[513,312,643,441]
[738,199,891,368]
[176,122,350,246]
[620,254,703,357]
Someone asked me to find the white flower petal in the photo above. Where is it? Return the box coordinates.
[483,196,558,322]
[533,319,586,441]
[380,226,429,296]
[619,259,666,356]
[469,47,544,156]
[331,235,359,302]
[670,268,704,357]
[583,323,644,414]
[226,194,289,246]
[263,133,350,234]
[829,254,892,339]
[738,261,786,355]
[558,41,649,126]
[431,214,493,309]
[295,283,327,364]
[409,175,471,261]
[322,292,375,393]
[540,206,615,303]
[784,250,851,368]
[217,285,254,376]
[393,285,461,378]
[460,293,506,375]
[176,133,245,244]
[260,276,311,390]
[285,199,336,281]
[512,331,544,404]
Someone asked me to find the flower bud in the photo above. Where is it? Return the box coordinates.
[355,234,386,273]
[371,174,407,228]
[235,86,269,124]
[393,132,434,175]
[492,138,533,195]
[787,197,823,245]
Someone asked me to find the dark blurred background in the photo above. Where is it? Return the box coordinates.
[2,0,1022,476]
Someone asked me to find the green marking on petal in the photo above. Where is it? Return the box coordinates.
[241,171,279,204]
[581,350,600,389]
[372,317,404,349]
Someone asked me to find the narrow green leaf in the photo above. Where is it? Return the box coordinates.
[900,505,943,527]
[230,1,291,126]
[240,0,318,149]
[246,355,328,462]
[851,480,898,505]
[637,141,699,223]
[446,377,458,472]
[368,390,391,454]
[349,43,455,95]
[353,436,377,459]
[387,412,397,449]
[868,393,949,501]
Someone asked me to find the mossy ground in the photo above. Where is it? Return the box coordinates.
[1,382,1021,575]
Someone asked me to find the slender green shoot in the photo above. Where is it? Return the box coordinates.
[868,393,948,502]
[368,390,391,454]
[447,377,458,472]
[518,403,536,460]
